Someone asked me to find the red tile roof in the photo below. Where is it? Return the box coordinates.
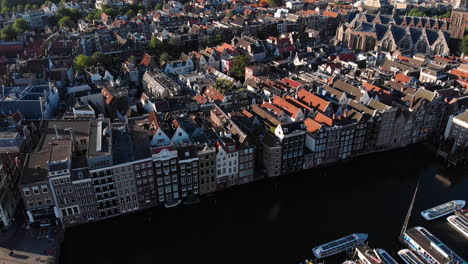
[272,95,301,119]
[395,73,412,84]
[284,95,312,111]
[322,11,339,18]
[242,109,254,118]
[314,112,333,126]
[297,89,330,112]
[280,78,303,89]
[450,68,468,79]
[194,94,208,104]
[204,87,225,102]
[363,83,391,94]
[397,55,411,62]
[140,53,154,67]
[304,118,322,133]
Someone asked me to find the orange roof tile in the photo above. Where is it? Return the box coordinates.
[314,112,333,126]
[395,73,411,84]
[242,109,254,118]
[322,11,338,18]
[204,87,225,102]
[284,95,312,111]
[272,95,301,119]
[297,89,330,112]
[450,68,468,79]
[194,94,208,104]
[304,118,322,133]
[281,78,303,89]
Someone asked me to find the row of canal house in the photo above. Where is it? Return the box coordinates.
[19,105,258,228]
[245,74,446,176]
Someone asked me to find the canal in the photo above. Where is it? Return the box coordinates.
[60,145,468,264]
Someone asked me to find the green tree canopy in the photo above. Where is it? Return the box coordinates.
[231,55,250,81]
[214,79,236,93]
[13,18,31,33]
[266,0,282,7]
[74,54,92,73]
[125,9,136,18]
[1,25,16,41]
[58,16,75,28]
[408,8,424,17]
[159,52,172,64]
[462,35,468,55]
[150,36,163,49]
[155,3,163,10]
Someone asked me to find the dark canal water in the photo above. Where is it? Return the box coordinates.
[60,145,468,264]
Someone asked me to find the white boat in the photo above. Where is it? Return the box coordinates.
[312,233,368,259]
[342,261,357,264]
[397,249,424,264]
[376,249,399,264]
[401,226,466,264]
[447,209,468,239]
[420,200,465,220]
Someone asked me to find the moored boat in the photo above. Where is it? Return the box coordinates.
[401,226,467,264]
[312,233,368,259]
[447,209,468,239]
[397,249,424,264]
[376,248,399,264]
[420,200,465,220]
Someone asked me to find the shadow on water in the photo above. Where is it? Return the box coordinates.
[60,145,468,264]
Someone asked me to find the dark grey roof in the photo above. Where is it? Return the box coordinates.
[0,101,42,119]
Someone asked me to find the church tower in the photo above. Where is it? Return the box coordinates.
[450,0,468,39]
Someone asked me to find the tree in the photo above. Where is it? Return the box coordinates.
[1,25,16,41]
[125,9,136,18]
[462,35,468,55]
[438,11,451,18]
[58,16,75,28]
[91,52,110,66]
[155,3,162,10]
[215,79,235,93]
[159,52,172,64]
[150,36,163,50]
[408,8,424,17]
[74,54,92,73]
[13,18,31,33]
[231,55,250,81]
[266,0,282,7]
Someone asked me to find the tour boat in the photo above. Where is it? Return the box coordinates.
[447,209,468,239]
[401,226,467,264]
[397,249,425,264]
[376,248,399,264]
[312,233,368,259]
[420,200,465,220]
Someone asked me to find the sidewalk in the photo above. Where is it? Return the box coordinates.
[0,247,52,264]
[0,210,58,264]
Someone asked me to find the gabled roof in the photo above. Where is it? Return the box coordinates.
[304,118,322,133]
[395,73,412,84]
[333,80,365,101]
[297,89,330,112]
[204,87,225,102]
[272,95,302,119]
[314,111,333,126]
